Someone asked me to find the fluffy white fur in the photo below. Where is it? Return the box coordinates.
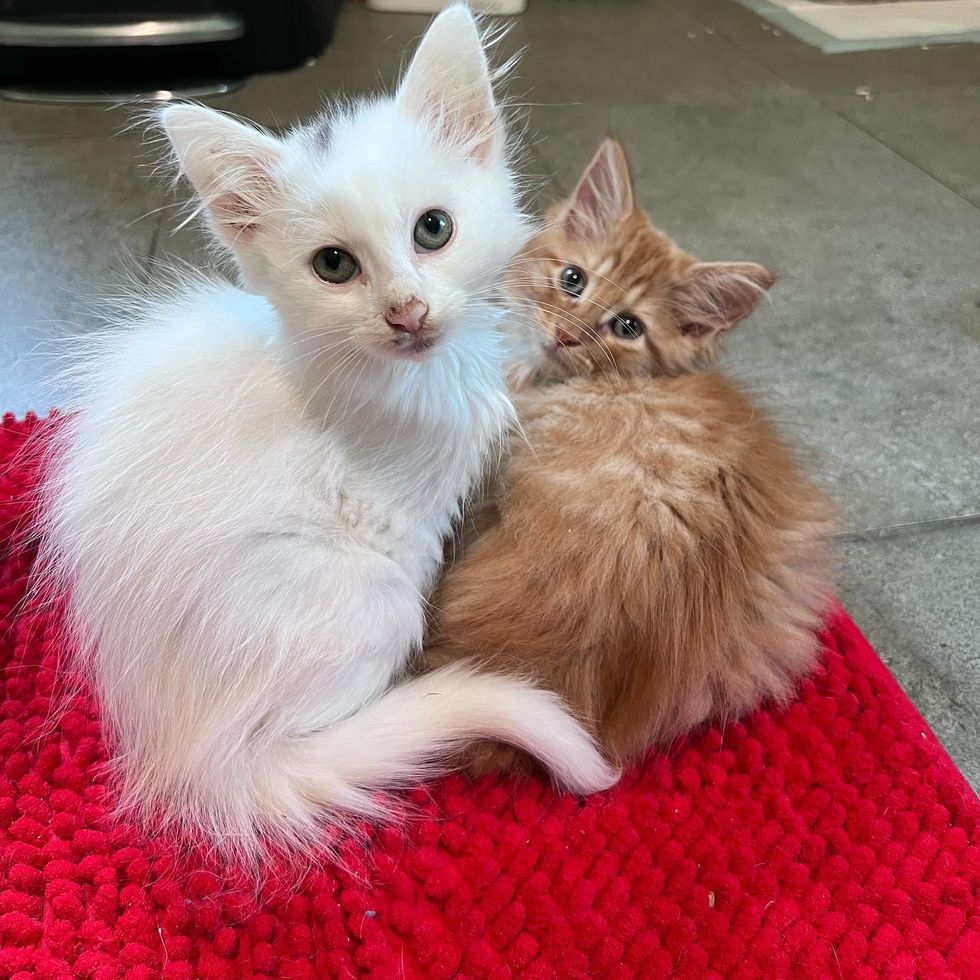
[39,5,616,864]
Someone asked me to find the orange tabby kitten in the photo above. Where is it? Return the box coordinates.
[426,137,835,774]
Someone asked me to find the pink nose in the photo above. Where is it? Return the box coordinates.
[385,300,429,336]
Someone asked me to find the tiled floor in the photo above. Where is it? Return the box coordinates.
[1,1,977,786]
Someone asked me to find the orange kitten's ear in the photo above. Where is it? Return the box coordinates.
[670,262,775,338]
[563,137,634,237]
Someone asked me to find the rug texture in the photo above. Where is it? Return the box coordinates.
[1,413,978,979]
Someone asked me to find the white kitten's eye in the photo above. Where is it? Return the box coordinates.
[610,313,645,340]
[312,247,360,284]
[414,210,454,252]
[558,265,587,298]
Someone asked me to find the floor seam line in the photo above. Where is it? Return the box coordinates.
[688,2,980,213]
[808,96,980,213]
[836,512,980,543]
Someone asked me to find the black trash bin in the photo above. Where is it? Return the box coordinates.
[0,1,342,100]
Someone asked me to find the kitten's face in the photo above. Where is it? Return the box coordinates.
[510,139,774,385]
[163,6,527,366]
[244,107,524,365]
[514,211,704,383]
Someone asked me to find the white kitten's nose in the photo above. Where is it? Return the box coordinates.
[385,299,429,336]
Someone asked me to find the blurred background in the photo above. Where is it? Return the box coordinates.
[0,0,977,784]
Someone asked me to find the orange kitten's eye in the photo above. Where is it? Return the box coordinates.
[610,314,645,340]
[558,266,587,297]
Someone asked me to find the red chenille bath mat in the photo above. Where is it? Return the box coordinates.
[1,412,978,979]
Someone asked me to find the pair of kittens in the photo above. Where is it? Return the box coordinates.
[38,4,832,868]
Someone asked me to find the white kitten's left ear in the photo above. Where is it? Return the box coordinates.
[161,103,284,248]
[396,4,501,162]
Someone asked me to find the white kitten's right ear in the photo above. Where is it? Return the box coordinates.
[161,104,284,248]
[396,4,501,162]
[564,137,634,237]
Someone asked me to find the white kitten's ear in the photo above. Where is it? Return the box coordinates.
[671,262,776,338]
[161,104,284,247]
[564,137,634,237]
[396,4,501,162]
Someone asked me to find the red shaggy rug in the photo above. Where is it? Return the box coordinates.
[1,413,978,979]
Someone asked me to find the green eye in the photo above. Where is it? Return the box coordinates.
[610,314,645,340]
[312,247,359,284]
[414,209,454,251]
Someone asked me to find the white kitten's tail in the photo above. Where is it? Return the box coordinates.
[191,665,618,861]
[318,664,618,796]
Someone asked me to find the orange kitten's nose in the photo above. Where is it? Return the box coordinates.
[555,328,582,348]
[386,299,429,336]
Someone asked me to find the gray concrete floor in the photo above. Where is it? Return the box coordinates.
[1,1,977,785]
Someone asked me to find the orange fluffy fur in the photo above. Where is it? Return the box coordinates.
[425,137,836,774]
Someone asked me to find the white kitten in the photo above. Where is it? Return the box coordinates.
[39,5,616,864]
